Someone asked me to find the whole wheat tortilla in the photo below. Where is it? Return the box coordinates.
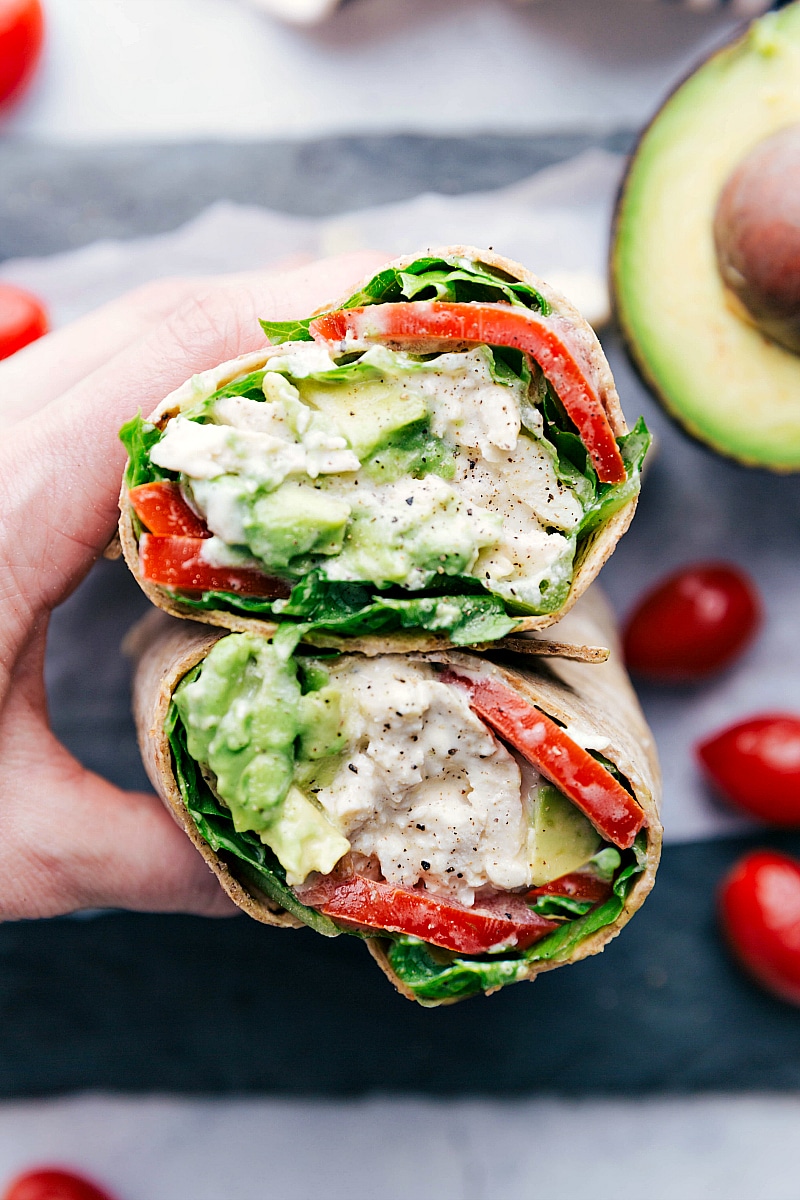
[131,587,661,1002]
[119,246,638,649]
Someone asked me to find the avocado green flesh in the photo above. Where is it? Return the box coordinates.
[173,633,350,885]
[301,379,428,460]
[614,4,800,469]
[527,785,602,887]
[242,485,350,569]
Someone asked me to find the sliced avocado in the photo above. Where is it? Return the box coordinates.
[173,633,301,833]
[361,424,456,483]
[613,4,800,470]
[260,786,350,887]
[243,484,350,569]
[297,686,348,760]
[527,785,602,887]
[300,379,428,459]
[173,634,350,884]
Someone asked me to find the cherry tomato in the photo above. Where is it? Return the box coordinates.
[2,1167,117,1200]
[0,283,48,360]
[719,850,800,1005]
[697,714,800,826]
[623,562,761,682]
[0,0,44,109]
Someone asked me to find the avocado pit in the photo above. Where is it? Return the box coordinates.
[714,124,800,355]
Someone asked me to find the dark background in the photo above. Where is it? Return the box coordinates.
[2,133,800,1096]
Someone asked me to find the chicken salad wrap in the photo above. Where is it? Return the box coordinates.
[120,248,649,651]
[132,589,661,1004]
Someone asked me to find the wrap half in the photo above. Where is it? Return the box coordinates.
[120,247,649,652]
[132,588,661,1005]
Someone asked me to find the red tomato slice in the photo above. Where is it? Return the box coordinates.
[0,0,44,109]
[719,850,800,1005]
[139,533,288,598]
[310,302,626,484]
[624,562,761,682]
[300,874,558,954]
[0,282,48,360]
[2,1167,117,1200]
[527,871,612,905]
[441,670,645,849]
[128,481,210,538]
[697,714,800,827]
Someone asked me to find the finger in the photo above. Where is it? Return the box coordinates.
[0,601,237,919]
[0,256,357,429]
[0,277,205,430]
[0,251,385,629]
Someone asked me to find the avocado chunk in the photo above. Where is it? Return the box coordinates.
[243,483,350,570]
[301,378,428,459]
[613,4,800,470]
[527,784,602,887]
[173,633,350,883]
[260,785,350,886]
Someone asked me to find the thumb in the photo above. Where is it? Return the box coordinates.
[0,251,385,624]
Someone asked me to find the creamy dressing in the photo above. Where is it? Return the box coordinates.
[150,341,582,602]
[410,348,522,462]
[315,657,538,904]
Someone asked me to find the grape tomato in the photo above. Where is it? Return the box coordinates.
[720,850,800,1005]
[697,714,800,826]
[623,562,761,681]
[0,283,48,360]
[0,0,44,109]
[2,1167,118,1200]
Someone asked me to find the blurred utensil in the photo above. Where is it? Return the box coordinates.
[241,0,774,26]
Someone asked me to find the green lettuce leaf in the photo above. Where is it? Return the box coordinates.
[586,846,623,882]
[577,418,651,538]
[384,938,527,1003]
[259,318,313,345]
[339,255,549,315]
[175,571,519,645]
[528,894,596,918]
[208,369,268,402]
[119,414,171,490]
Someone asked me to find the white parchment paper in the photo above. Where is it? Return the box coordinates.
[0,150,618,327]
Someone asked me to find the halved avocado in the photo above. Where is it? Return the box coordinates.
[612,3,800,471]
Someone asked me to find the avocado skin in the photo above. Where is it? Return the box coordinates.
[611,4,800,473]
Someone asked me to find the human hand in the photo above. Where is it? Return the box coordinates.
[0,251,383,919]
